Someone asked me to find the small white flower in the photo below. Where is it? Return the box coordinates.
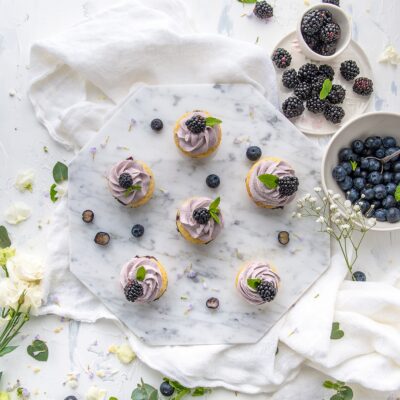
[322,197,327,202]
[292,212,297,217]
[353,205,360,212]
[330,204,338,210]
[314,187,322,192]
[340,224,350,230]
[361,193,366,199]
[85,386,107,400]
[7,254,44,282]
[4,202,31,224]
[332,194,341,200]
[309,197,317,203]
[326,227,333,233]
[315,206,321,212]
[316,216,324,223]
[368,218,377,226]
[109,343,136,364]
[327,190,334,195]
[15,170,35,192]
[334,219,342,224]
[296,213,302,218]
[344,200,352,208]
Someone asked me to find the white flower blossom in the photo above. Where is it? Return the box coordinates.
[4,202,31,224]
[353,205,360,212]
[330,204,338,210]
[7,254,43,282]
[85,386,107,400]
[326,227,333,233]
[344,200,352,208]
[327,190,334,195]
[314,187,322,192]
[332,194,341,200]
[315,206,321,211]
[108,343,136,364]
[15,170,35,192]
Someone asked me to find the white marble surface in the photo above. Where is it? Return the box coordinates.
[68,84,329,345]
[0,0,399,398]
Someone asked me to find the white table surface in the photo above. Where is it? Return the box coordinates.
[0,0,399,399]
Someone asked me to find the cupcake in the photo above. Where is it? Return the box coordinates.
[245,157,299,208]
[108,157,155,207]
[176,196,223,244]
[173,111,222,158]
[236,261,280,305]
[120,256,168,303]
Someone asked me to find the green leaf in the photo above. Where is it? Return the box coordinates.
[330,322,344,340]
[237,0,257,3]
[339,386,353,400]
[27,339,48,362]
[0,346,18,357]
[247,278,262,290]
[209,197,220,212]
[395,185,400,202]
[258,174,279,189]
[136,266,146,281]
[50,183,58,203]
[209,210,221,225]
[174,388,191,400]
[109,397,119,400]
[323,381,335,389]
[192,387,210,396]
[319,79,333,100]
[124,184,142,197]
[131,380,158,400]
[330,394,344,400]
[52,162,68,184]
[350,160,358,171]
[0,226,11,249]
[205,117,222,127]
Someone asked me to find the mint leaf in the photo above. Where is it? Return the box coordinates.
[247,278,262,290]
[323,381,336,389]
[52,162,68,184]
[210,210,220,225]
[237,0,257,3]
[319,79,333,100]
[136,266,146,281]
[27,339,48,362]
[330,322,344,340]
[350,160,358,171]
[395,185,400,202]
[0,226,11,249]
[340,386,353,400]
[124,184,142,197]
[50,183,58,203]
[209,197,220,212]
[109,397,119,400]
[192,387,210,396]
[258,174,279,189]
[205,117,222,127]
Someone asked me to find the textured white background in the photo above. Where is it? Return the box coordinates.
[0,0,399,399]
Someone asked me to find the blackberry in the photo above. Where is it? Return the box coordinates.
[272,48,292,69]
[294,82,312,101]
[282,97,304,118]
[193,207,211,224]
[206,174,220,188]
[318,42,336,56]
[303,34,319,51]
[150,118,163,131]
[320,23,341,43]
[340,60,360,81]
[317,9,333,25]
[278,176,299,196]
[327,84,346,104]
[322,0,340,6]
[185,114,206,134]
[319,64,335,80]
[124,280,143,302]
[282,69,298,89]
[301,10,324,36]
[257,281,277,302]
[253,1,273,19]
[118,172,133,189]
[306,96,326,114]
[324,104,345,124]
[353,77,374,96]
[298,63,319,83]
[311,75,326,94]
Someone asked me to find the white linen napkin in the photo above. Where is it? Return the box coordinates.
[30,0,400,395]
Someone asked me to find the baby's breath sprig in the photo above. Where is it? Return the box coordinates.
[293,188,376,280]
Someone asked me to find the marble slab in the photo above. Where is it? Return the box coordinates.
[68,84,330,345]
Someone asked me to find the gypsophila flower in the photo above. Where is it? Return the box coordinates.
[330,204,338,210]
[314,187,322,192]
[353,205,360,211]
[344,200,352,208]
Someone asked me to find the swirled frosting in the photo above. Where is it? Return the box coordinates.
[176,111,220,156]
[120,256,164,303]
[248,158,297,207]
[236,261,280,305]
[108,158,151,205]
[177,197,223,243]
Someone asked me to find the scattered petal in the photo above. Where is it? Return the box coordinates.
[15,170,35,192]
[4,202,31,224]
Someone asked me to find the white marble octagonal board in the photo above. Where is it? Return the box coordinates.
[68,84,330,345]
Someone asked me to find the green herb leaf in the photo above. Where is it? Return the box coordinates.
[247,278,262,290]
[323,381,336,389]
[52,161,68,184]
[0,226,11,249]
[319,79,333,100]
[124,184,142,197]
[109,397,119,400]
[339,386,353,400]
[0,346,18,357]
[330,394,345,400]
[205,117,222,127]
[136,266,146,281]
[237,0,257,3]
[131,379,158,400]
[258,174,279,189]
[350,160,358,171]
[330,322,344,340]
[395,185,400,202]
[50,183,58,203]
[209,210,221,225]
[208,197,221,225]
[27,339,49,362]
[192,387,210,396]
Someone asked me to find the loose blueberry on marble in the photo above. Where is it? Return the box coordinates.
[278,231,290,245]
[160,381,175,397]
[206,297,220,310]
[82,209,94,223]
[206,174,220,188]
[387,207,400,223]
[64,397,78,400]
[131,224,145,238]
[352,271,366,281]
[150,118,163,131]
[94,232,110,246]
[246,146,262,161]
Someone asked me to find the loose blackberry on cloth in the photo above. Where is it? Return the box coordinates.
[29,0,400,396]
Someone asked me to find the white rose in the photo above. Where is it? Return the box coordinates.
[7,254,44,282]
[85,386,107,400]
[22,283,43,311]
[0,279,22,308]
[15,170,35,192]
[4,202,31,225]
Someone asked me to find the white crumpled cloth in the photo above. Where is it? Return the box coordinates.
[30,0,400,396]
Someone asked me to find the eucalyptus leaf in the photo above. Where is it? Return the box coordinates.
[52,162,68,184]
[136,266,146,281]
[27,339,48,362]
[0,226,11,249]
[395,184,400,202]
[247,278,262,290]
[319,79,333,100]
[330,322,344,340]
[50,183,58,203]
[205,117,222,127]
[330,394,344,400]
[0,346,17,357]
[131,380,158,400]
[339,386,353,400]
[257,174,279,189]
[323,381,335,389]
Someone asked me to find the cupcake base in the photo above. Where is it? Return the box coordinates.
[176,211,210,245]
[152,257,168,299]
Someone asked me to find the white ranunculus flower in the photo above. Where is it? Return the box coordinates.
[21,283,43,311]
[85,386,107,400]
[4,202,31,224]
[15,170,35,192]
[7,254,44,282]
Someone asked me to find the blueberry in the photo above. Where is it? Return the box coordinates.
[371,200,382,209]
[383,162,392,171]
[385,147,400,162]
[332,165,347,182]
[150,118,163,131]
[383,172,394,184]
[367,171,383,185]
[340,161,352,175]
[394,173,400,184]
[386,182,397,195]
[353,177,365,190]
[160,381,175,397]
[352,167,362,177]
[360,158,370,170]
[375,147,386,159]
[131,224,144,238]
[206,174,220,188]
[374,184,387,200]
[338,148,355,162]
[365,136,382,150]
[387,207,400,223]
[361,188,375,200]
[246,146,262,161]
[382,195,397,209]
[382,136,397,148]
[352,271,366,281]
[374,208,387,222]
[360,170,368,178]
[367,159,381,172]
[356,200,370,214]
[393,161,400,172]
[346,188,360,203]
[351,139,364,155]
[339,176,353,191]
[64,397,78,400]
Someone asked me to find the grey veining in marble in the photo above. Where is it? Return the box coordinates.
[68,84,330,345]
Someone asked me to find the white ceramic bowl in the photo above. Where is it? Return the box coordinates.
[322,112,400,232]
[296,4,352,62]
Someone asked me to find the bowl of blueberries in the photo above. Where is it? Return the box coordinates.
[322,112,400,230]
[297,3,352,61]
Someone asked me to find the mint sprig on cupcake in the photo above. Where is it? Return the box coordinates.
[124,184,142,196]
[136,266,146,281]
[258,174,299,197]
[247,278,277,302]
[192,197,221,225]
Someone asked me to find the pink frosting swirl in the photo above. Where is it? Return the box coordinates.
[120,257,164,303]
[248,159,297,207]
[108,158,151,205]
[237,262,280,305]
[176,111,220,156]
[177,197,224,243]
